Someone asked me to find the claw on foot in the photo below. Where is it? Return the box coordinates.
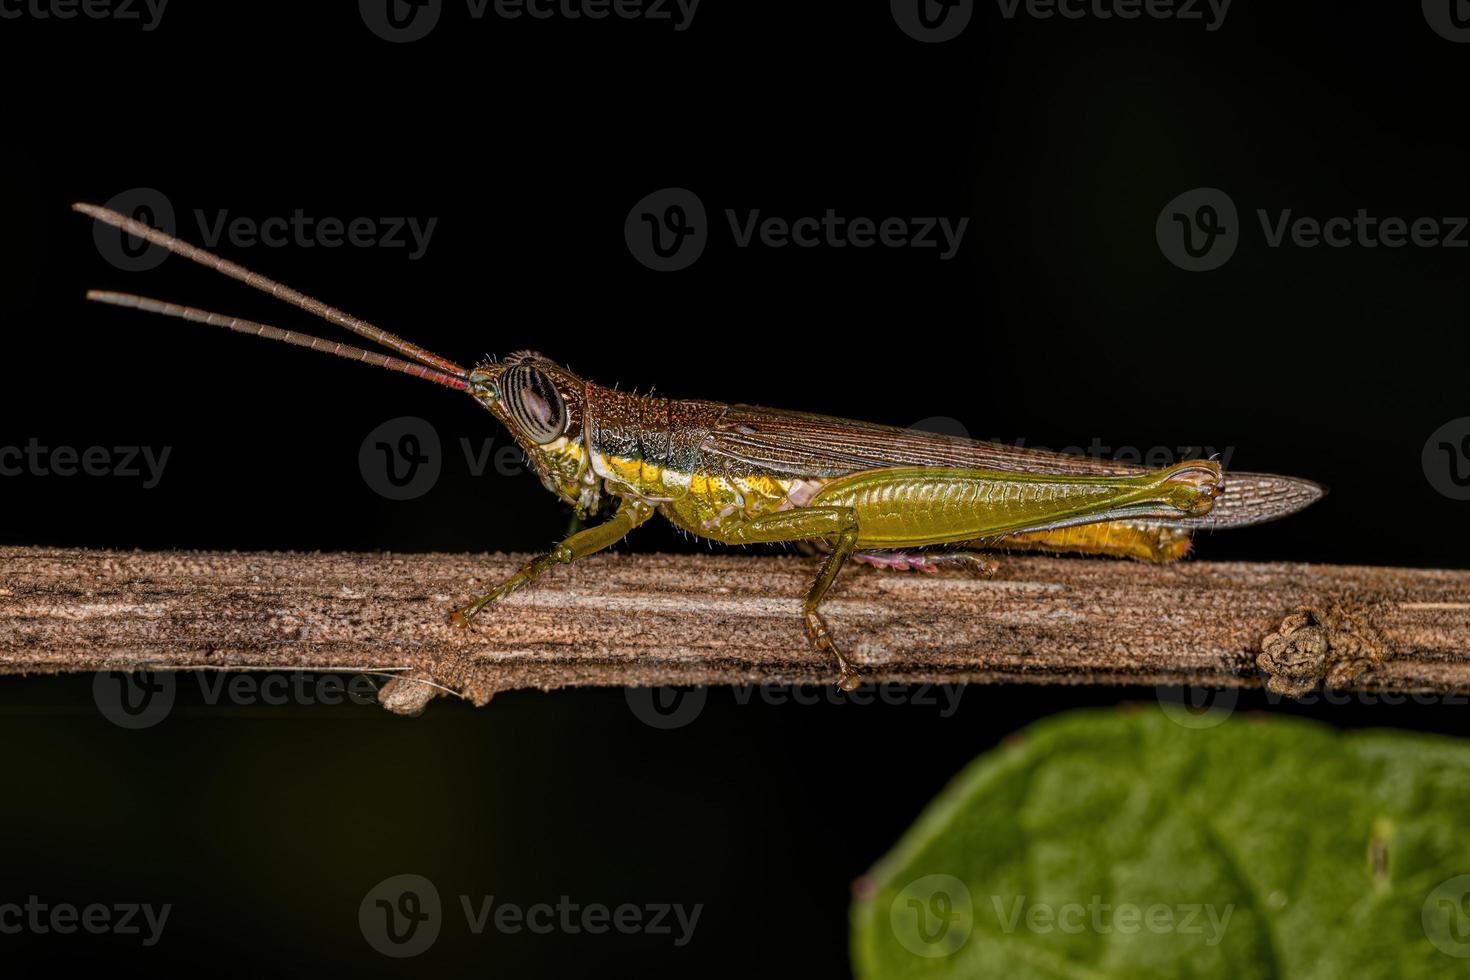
[452,586,512,629]
[805,613,863,692]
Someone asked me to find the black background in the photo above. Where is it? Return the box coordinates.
[2,1,1469,975]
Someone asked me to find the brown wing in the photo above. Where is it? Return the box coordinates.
[703,404,1324,529]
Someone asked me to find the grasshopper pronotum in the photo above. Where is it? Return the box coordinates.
[75,202,1323,691]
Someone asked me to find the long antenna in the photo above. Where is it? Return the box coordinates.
[87,291,468,390]
[73,202,467,377]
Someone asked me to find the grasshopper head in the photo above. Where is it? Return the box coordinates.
[467,352,597,512]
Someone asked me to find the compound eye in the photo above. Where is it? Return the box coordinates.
[503,364,567,445]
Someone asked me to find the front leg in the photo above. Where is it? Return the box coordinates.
[719,506,864,691]
[451,498,654,627]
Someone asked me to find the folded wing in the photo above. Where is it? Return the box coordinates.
[703,404,1323,529]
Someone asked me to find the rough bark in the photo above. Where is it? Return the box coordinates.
[0,547,1466,714]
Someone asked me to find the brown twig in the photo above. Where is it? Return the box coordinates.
[0,547,1467,714]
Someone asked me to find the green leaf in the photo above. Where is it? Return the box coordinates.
[850,709,1470,979]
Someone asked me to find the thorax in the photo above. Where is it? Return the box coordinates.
[579,384,831,537]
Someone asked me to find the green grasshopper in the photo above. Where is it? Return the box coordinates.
[75,202,1324,691]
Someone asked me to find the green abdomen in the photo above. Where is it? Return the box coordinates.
[808,464,1218,548]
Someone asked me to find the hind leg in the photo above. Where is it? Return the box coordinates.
[716,506,865,691]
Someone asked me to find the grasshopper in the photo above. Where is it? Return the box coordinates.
[75,202,1324,691]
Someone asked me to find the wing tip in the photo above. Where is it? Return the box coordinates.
[1208,470,1327,527]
